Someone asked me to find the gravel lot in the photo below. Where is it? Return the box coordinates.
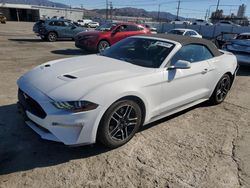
[0,22,250,188]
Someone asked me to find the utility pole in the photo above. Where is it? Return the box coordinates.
[216,0,220,11]
[157,4,161,22]
[110,2,113,21]
[176,0,181,20]
[106,0,109,20]
[205,9,209,21]
[81,4,84,18]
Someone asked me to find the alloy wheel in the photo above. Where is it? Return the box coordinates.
[216,76,231,102]
[108,105,138,141]
[98,41,109,53]
[48,32,57,42]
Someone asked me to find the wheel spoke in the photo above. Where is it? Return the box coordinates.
[124,127,128,139]
[127,122,136,126]
[111,116,119,123]
[123,105,132,118]
[110,126,120,137]
[121,129,125,140]
[114,112,122,119]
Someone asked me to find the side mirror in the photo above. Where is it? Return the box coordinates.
[168,60,191,70]
[71,26,76,29]
[112,29,117,35]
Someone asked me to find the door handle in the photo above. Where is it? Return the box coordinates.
[201,69,208,74]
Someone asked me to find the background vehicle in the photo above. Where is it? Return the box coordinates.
[144,24,157,34]
[77,19,93,27]
[0,12,6,24]
[215,20,240,27]
[192,19,213,26]
[87,22,100,28]
[17,34,238,148]
[212,32,238,49]
[222,33,250,65]
[170,20,192,25]
[75,22,151,52]
[33,19,87,42]
[167,28,202,38]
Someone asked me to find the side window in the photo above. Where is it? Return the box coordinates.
[184,31,191,36]
[170,44,214,65]
[116,25,128,32]
[49,21,55,26]
[190,31,197,36]
[54,21,64,27]
[64,21,71,27]
[127,25,140,31]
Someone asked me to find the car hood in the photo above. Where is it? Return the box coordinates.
[231,39,250,47]
[77,30,102,36]
[18,55,153,101]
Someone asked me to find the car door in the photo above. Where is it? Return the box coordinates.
[110,24,129,44]
[54,21,69,38]
[159,44,215,114]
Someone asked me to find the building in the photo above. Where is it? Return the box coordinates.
[237,4,246,18]
[0,3,84,22]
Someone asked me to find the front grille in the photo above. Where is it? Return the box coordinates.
[18,89,47,119]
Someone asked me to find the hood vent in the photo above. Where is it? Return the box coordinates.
[63,74,77,79]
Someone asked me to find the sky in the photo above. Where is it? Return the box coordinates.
[53,0,250,19]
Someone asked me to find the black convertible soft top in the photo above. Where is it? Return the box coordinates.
[141,34,222,57]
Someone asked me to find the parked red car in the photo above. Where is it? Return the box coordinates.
[75,22,151,52]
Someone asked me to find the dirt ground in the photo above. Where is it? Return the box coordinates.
[0,22,250,188]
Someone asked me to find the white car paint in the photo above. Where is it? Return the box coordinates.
[167,28,202,38]
[192,19,213,26]
[17,36,238,146]
[77,19,92,26]
[87,22,100,28]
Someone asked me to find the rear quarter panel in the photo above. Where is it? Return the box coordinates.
[207,51,237,97]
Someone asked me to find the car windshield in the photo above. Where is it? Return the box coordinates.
[169,30,185,35]
[101,38,175,68]
[95,23,117,31]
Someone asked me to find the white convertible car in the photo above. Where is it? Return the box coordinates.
[17,34,238,148]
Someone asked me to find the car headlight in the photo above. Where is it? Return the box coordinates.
[52,101,98,112]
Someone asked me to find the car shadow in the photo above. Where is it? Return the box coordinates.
[8,38,44,43]
[237,65,250,76]
[8,38,74,43]
[0,103,110,175]
[0,101,207,175]
[51,49,93,56]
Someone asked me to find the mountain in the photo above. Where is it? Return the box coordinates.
[0,0,184,21]
[0,0,69,8]
[94,7,185,21]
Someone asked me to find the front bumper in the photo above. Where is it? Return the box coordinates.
[74,37,97,51]
[17,87,101,146]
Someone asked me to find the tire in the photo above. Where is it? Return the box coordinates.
[209,74,231,105]
[47,32,57,42]
[97,40,110,53]
[40,35,47,41]
[98,100,142,148]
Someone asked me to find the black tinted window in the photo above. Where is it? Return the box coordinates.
[170,44,214,64]
[49,21,55,26]
[127,25,140,31]
[236,35,250,40]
